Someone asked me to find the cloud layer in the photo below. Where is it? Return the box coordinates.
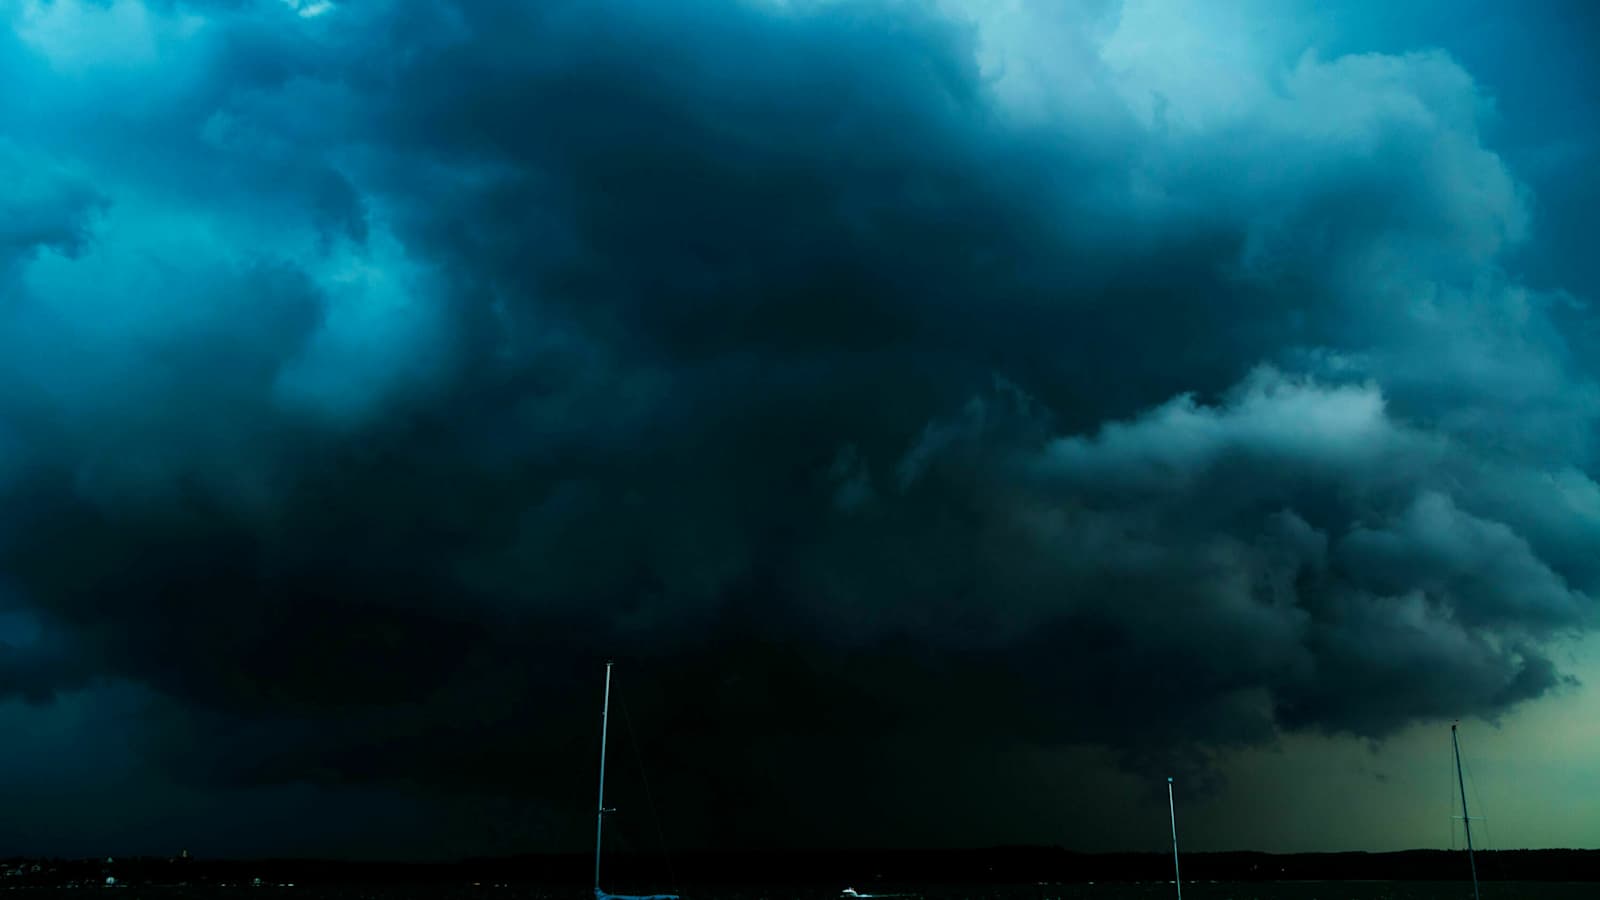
[0,0,1595,853]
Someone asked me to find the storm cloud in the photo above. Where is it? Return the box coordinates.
[0,0,1596,856]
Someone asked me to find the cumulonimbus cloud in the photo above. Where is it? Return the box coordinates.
[0,0,1594,850]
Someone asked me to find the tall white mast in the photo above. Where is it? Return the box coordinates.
[596,661,614,897]
[588,662,678,900]
[1167,777,1182,900]
[1451,722,1480,900]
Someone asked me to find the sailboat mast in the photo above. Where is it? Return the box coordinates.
[596,661,614,895]
[1451,722,1480,900]
[1167,777,1182,900]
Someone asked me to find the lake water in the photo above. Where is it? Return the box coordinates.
[61,883,1586,900]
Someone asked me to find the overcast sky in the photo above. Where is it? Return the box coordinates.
[1,0,1598,860]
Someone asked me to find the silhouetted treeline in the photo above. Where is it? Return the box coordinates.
[4,847,1599,887]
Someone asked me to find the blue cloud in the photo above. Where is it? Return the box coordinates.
[0,0,1595,853]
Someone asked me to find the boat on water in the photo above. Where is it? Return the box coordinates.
[1451,721,1481,900]
[1166,777,1182,900]
[594,661,679,900]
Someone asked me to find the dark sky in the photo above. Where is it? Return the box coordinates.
[1,0,1598,860]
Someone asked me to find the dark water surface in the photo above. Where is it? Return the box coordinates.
[41,884,1585,900]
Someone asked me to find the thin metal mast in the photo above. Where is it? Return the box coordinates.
[1167,777,1182,900]
[596,661,614,896]
[1451,722,1480,900]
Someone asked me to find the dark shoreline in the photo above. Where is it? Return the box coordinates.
[5,847,1599,887]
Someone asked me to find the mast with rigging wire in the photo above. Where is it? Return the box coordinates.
[1451,721,1481,900]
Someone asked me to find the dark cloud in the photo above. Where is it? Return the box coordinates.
[0,0,1595,855]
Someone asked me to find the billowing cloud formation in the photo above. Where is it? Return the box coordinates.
[0,0,1596,854]
[882,369,1590,742]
